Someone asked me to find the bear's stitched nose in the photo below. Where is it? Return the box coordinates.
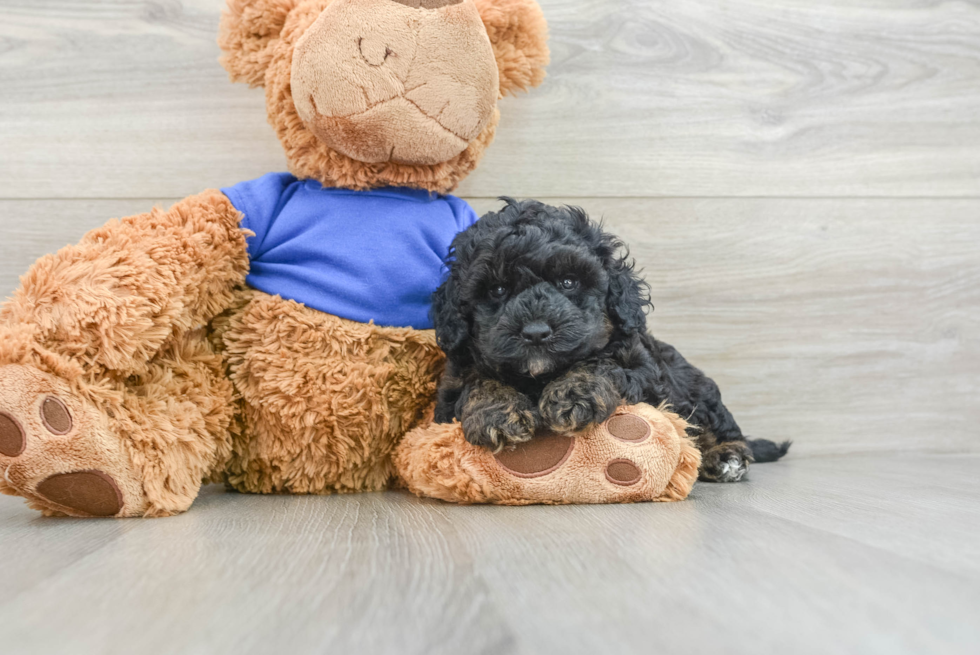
[521,322,553,345]
[359,37,392,67]
[391,0,462,8]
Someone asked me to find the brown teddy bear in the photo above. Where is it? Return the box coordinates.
[0,0,549,518]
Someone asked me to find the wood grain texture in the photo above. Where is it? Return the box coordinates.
[1,0,980,199]
[0,454,977,655]
[4,197,977,456]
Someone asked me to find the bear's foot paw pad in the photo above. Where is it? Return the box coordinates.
[487,407,669,503]
[396,403,701,505]
[484,403,703,503]
[492,416,652,488]
[0,364,140,517]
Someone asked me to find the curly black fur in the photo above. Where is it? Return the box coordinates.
[432,199,790,482]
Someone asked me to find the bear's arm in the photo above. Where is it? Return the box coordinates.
[1,190,249,376]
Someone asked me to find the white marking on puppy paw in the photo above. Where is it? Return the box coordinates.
[717,457,747,483]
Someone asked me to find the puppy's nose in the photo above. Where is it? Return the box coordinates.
[521,322,553,344]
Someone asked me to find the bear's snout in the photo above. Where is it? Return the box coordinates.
[290,0,498,166]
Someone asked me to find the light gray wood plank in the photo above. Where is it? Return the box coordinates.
[3,197,979,456]
[0,489,515,655]
[2,1,980,199]
[443,460,980,655]
[1,455,978,655]
[0,500,138,600]
[714,453,980,578]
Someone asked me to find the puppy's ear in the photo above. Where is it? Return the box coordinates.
[605,251,651,334]
[474,0,550,97]
[218,0,298,87]
[432,271,469,355]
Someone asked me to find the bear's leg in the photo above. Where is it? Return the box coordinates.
[0,192,249,516]
[214,292,445,495]
[0,329,238,517]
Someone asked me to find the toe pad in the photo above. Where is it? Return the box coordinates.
[606,414,651,443]
[605,459,642,486]
[41,396,72,434]
[0,413,26,457]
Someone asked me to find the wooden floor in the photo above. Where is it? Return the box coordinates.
[0,454,977,655]
[2,1,979,653]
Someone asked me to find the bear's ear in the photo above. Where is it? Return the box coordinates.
[218,0,299,87]
[473,0,550,97]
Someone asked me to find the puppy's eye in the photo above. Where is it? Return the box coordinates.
[559,277,578,290]
[490,285,507,299]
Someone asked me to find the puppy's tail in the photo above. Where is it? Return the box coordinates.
[747,438,792,463]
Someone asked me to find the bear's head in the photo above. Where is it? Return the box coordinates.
[219,0,549,193]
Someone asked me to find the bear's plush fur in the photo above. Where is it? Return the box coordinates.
[0,0,549,517]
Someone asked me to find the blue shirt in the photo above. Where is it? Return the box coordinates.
[222,173,478,329]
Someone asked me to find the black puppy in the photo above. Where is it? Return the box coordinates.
[431,199,789,482]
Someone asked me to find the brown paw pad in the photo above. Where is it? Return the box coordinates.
[606,413,651,443]
[40,396,72,435]
[0,412,26,457]
[494,432,574,478]
[605,459,642,486]
[35,471,123,517]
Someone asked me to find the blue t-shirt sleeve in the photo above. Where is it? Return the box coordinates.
[221,172,297,256]
[445,195,480,232]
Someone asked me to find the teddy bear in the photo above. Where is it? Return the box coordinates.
[0,0,550,518]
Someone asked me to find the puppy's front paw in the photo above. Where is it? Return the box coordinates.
[699,441,753,483]
[462,401,537,452]
[539,372,619,433]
